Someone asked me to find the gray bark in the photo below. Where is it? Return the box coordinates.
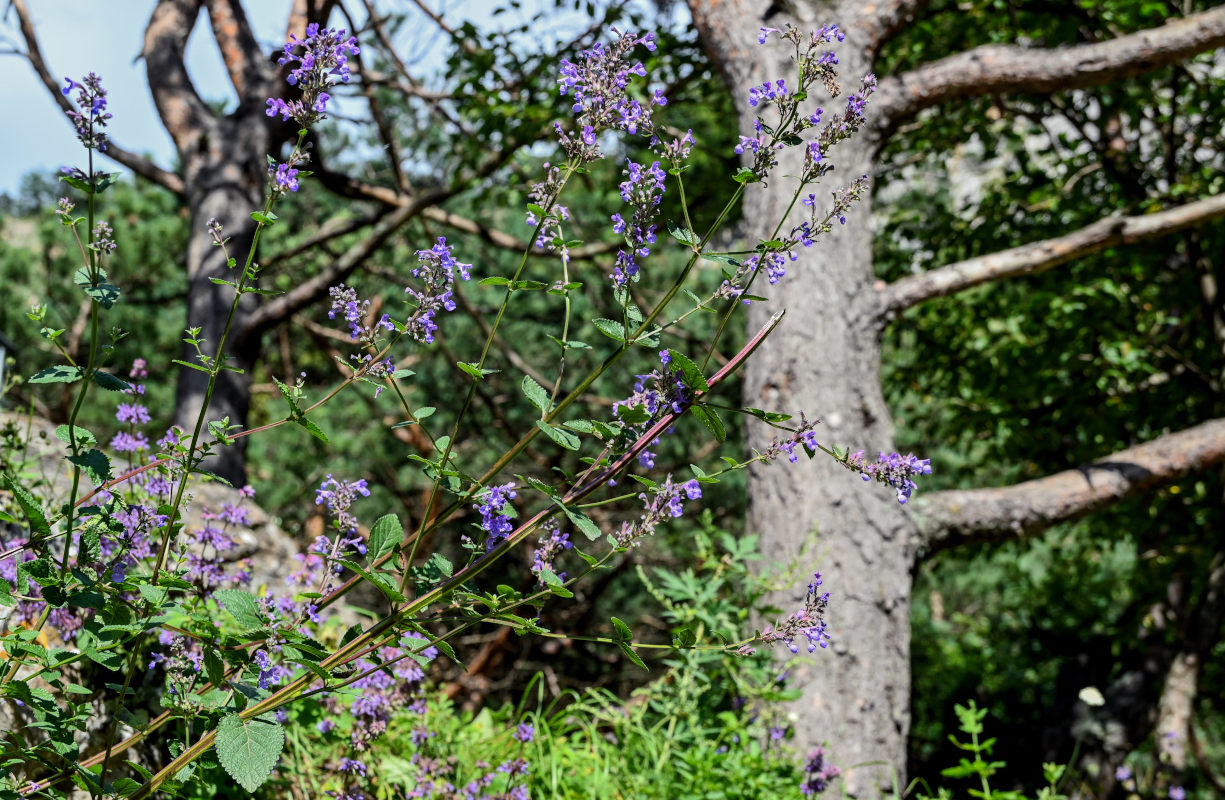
[689,1,914,791]
[688,0,1225,792]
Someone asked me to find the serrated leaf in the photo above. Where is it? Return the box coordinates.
[67,449,112,485]
[692,405,726,442]
[215,713,285,793]
[92,371,131,392]
[457,361,496,379]
[215,589,264,631]
[535,420,580,451]
[592,318,627,342]
[522,375,550,413]
[74,267,121,309]
[553,500,602,541]
[203,647,226,688]
[611,616,633,641]
[55,424,97,446]
[29,365,85,385]
[367,514,402,564]
[733,167,759,184]
[619,641,647,670]
[666,220,698,247]
[0,476,50,537]
[293,417,328,443]
[665,350,709,392]
[337,559,406,603]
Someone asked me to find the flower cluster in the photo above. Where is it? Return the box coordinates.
[473,482,518,552]
[555,29,662,161]
[327,284,394,385]
[531,521,572,585]
[525,165,571,260]
[613,475,702,548]
[746,572,830,655]
[316,474,372,536]
[612,350,689,468]
[762,415,822,463]
[266,23,360,127]
[111,359,151,454]
[611,159,667,286]
[800,746,842,795]
[405,237,473,344]
[61,73,111,151]
[841,450,932,504]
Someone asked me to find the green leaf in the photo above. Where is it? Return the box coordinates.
[534,421,580,451]
[521,375,550,413]
[619,641,648,670]
[367,514,402,564]
[553,500,602,541]
[665,350,709,392]
[702,253,742,269]
[666,220,698,247]
[67,449,112,485]
[203,647,226,688]
[692,405,726,443]
[215,713,285,793]
[74,267,122,309]
[293,417,329,443]
[1,476,50,537]
[732,167,759,184]
[457,361,497,379]
[592,318,627,342]
[29,365,85,385]
[337,559,406,603]
[215,589,264,631]
[611,616,633,641]
[55,424,96,446]
[92,371,131,392]
[479,276,512,286]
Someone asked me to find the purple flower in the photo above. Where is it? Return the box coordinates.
[404,237,472,344]
[1115,766,1132,782]
[474,483,518,552]
[611,159,667,286]
[514,722,535,743]
[1169,788,1185,800]
[614,475,702,548]
[841,450,932,504]
[752,572,831,655]
[556,30,660,150]
[267,24,360,127]
[62,72,111,151]
[273,162,300,192]
[800,746,842,795]
[316,474,371,535]
[116,403,151,425]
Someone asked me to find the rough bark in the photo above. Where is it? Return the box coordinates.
[690,2,914,791]
[688,0,1225,791]
[874,194,1225,322]
[913,417,1225,556]
[142,0,281,485]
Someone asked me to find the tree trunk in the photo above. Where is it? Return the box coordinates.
[689,1,916,790]
[173,114,269,486]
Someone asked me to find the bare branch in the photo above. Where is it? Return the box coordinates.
[874,6,1225,130]
[10,0,184,195]
[262,209,391,271]
[913,418,1225,557]
[420,207,617,261]
[876,193,1225,320]
[204,0,269,99]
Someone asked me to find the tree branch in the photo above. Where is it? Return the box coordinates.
[10,0,185,195]
[204,0,270,100]
[142,0,216,154]
[876,193,1225,320]
[861,0,934,55]
[913,417,1225,557]
[873,6,1225,131]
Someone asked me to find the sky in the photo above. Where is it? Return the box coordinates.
[0,0,549,197]
[0,2,300,195]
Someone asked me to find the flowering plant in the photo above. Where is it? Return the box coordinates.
[0,20,927,799]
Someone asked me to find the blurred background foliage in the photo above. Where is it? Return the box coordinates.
[2,0,1223,796]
